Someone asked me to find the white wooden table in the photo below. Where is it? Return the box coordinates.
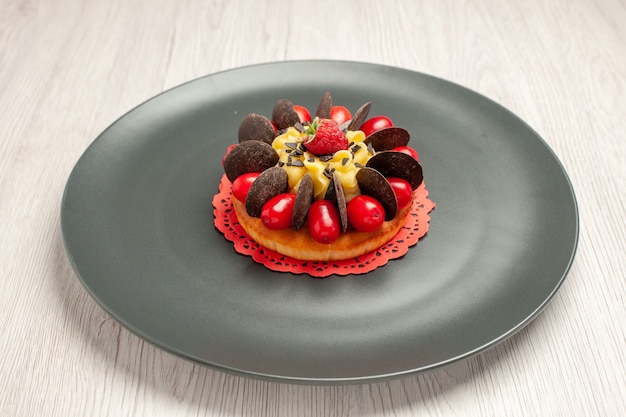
[1,0,624,415]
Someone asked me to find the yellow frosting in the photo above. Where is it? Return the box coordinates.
[272,127,374,201]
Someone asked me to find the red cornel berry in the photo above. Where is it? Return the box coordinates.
[307,200,341,244]
[261,193,296,230]
[347,195,385,232]
[360,116,393,136]
[392,145,419,161]
[293,105,312,123]
[387,177,413,209]
[231,172,260,202]
[329,106,352,125]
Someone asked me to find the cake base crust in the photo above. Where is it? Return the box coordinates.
[232,196,412,261]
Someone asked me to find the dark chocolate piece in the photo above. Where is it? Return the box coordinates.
[366,151,423,190]
[245,167,288,217]
[315,91,332,119]
[356,167,398,221]
[365,127,410,151]
[346,102,372,131]
[238,113,277,144]
[324,173,348,232]
[292,174,313,231]
[223,140,279,182]
[271,99,300,130]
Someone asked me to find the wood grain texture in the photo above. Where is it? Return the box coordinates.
[1,0,624,416]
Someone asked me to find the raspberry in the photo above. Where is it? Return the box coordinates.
[303,118,349,156]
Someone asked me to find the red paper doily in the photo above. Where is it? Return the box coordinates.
[212,174,435,278]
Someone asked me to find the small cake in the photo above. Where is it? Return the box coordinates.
[219,92,427,264]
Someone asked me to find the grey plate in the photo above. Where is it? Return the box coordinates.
[61,61,578,384]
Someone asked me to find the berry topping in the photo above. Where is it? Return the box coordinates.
[307,200,341,244]
[231,172,260,202]
[303,118,349,156]
[329,106,352,125]
[293,105,312,123]
[387,177,413,209]
[261,193,296,230]
[347,195,385,232]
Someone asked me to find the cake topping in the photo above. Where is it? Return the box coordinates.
[272,127,368,201]
[223,91,424,243]
[223,140,279,182]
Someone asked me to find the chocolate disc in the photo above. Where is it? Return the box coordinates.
[238,113,277,144]
[315,91,332,119]
[245,167,288,217]
[366,151,424,190]
[365,127,410,151]
[271,99,300,130]
[292,174,313,231]
[324,173,348,232]
[223,140,279,182]
[346,102,372,131]
[356,167,398,221]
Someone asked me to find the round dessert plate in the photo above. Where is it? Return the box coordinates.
[61,61,578,383]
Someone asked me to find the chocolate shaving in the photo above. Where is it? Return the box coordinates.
[289,159,305,167]
[322,165,335,179]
